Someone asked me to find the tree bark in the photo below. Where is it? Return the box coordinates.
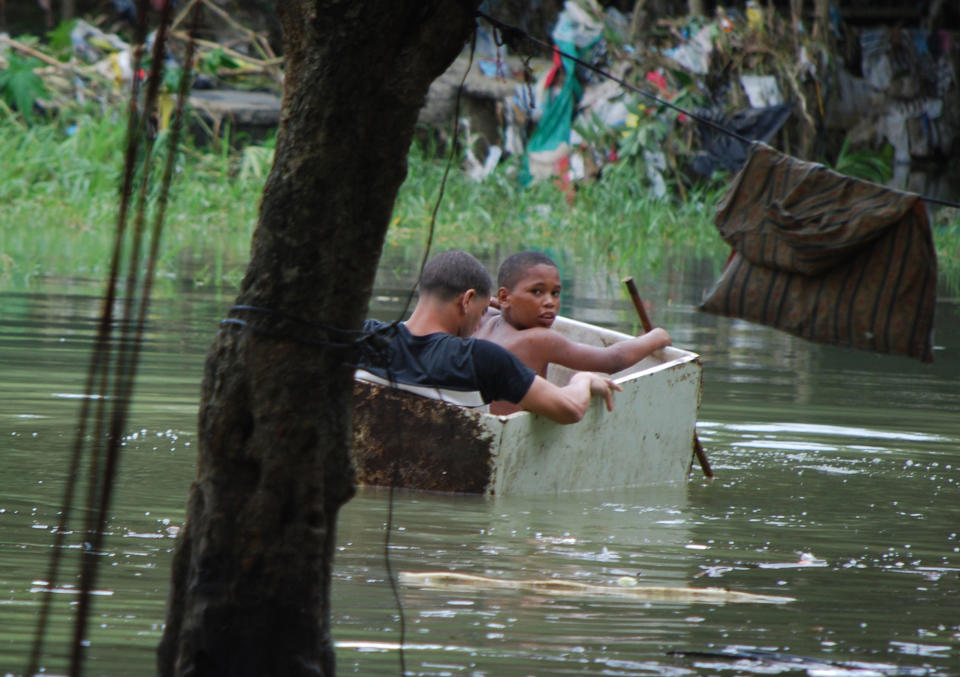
[157,3,480,675]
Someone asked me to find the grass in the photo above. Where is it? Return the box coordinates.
[389,144,730,284]
[932,206,960,295]
[0,106,261,289]
[1,107,958,297]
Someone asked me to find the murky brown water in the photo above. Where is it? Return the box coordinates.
[1,260,957,676]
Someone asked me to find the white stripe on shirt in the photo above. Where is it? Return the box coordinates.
[354,369,487,409]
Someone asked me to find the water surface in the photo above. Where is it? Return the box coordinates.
[0,264,957,676]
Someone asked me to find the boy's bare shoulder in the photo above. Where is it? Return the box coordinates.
[474,313,512,341]
[476,307,500,333]
[507,325,572,354]
[476,317,563,350]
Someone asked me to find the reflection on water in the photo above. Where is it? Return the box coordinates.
[0,265,958,676]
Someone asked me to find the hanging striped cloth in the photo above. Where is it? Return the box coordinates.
[700,143,937,362]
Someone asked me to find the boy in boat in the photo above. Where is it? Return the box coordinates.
[474,251,671,415]
[355,250,621,424]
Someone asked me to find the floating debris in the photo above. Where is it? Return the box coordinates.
[399,570,795,604]
[669,647,942,676]
[758,551,829,569]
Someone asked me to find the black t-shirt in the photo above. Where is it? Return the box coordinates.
[356,319,536,407]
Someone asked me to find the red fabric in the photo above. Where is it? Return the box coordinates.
[543,47,564,89]
[646,70,667,92]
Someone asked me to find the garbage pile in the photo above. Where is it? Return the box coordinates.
[834,27,959,184]
[457,0,959,199]
[0,0,281,130]
[2,0,957,197]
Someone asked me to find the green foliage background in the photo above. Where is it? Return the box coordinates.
[0,106,957,297]
[0,52,49,122]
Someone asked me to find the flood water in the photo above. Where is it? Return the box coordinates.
[1,258,958,676]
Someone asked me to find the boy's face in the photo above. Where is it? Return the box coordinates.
[499,263,561,329]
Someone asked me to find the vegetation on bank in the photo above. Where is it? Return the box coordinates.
[3,5,958,296]
[0,106,729,288]
[1,107,958,296]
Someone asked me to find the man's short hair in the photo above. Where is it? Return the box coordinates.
[419,250,492,300]
[497,251,558,290]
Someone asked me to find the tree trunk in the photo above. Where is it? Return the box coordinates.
[157,3,479,675]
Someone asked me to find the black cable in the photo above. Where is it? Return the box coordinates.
[221,305,396,356]
[397,26,479,321]
[367,26,485,649]
[384,464,407,676]
[231,304,368,336]
[224,310,471,411]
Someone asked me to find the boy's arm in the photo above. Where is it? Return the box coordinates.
[518,372,621,424]
[516,327,672,374]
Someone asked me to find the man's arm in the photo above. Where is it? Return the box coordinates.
[517,372,621,424]
[513,327,672,374]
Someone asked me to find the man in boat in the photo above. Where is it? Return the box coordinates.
[474,250,671,415]
[355,250,620,424]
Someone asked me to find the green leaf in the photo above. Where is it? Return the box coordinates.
[199,47,241,76]
[0,54,49,123]
[833,136,892,184]
[46,19,78,59]
[163,64,183,93]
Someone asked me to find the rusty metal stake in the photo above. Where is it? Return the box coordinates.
[623,276,714,479]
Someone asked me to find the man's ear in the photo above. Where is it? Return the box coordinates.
[496,286,511,308]
[459,288,476,312]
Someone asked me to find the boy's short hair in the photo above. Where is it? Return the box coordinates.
[419,250,492,300]
[497,251,558,290]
